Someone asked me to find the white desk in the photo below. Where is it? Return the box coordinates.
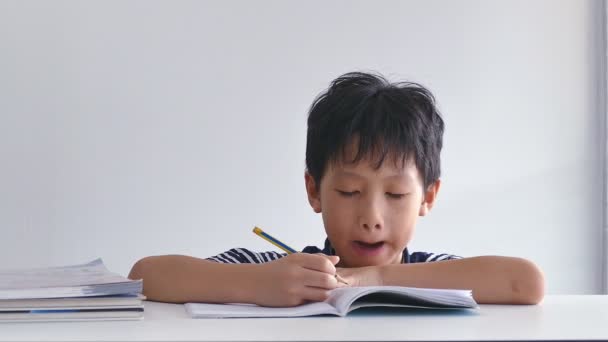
[0,295,606,341]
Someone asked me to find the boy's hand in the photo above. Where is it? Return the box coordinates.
[336,266,383,287]
[253,253,346,307]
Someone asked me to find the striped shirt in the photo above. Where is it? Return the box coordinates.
[206,238,462,264]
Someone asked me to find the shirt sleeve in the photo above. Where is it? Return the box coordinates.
[409,251,463,263]
[205,248,286,264]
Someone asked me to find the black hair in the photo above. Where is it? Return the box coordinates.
[305,71,444,190]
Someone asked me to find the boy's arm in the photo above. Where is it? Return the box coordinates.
[128,255,262,304]
[337,256,545,304]
[128,253,344,306]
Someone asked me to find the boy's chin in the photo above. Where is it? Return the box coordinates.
[336,242,402,267]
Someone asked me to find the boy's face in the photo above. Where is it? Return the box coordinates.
[305,153,440,268]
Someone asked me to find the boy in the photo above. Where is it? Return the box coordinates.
[129,71,545,306]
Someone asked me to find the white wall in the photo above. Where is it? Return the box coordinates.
[0,0,604,294]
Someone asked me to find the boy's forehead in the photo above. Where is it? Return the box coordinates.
[328,158,419,182]
[325,136,423,183]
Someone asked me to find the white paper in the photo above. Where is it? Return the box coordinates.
[186,286,478,318]
[0,259,142,299]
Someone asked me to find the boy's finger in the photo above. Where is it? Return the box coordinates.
[314,253,340,265]
[325,255,340,265]
[300,287,331,303]
[335,280,349,288]
[299,254,338,274]
[300,268,340,289]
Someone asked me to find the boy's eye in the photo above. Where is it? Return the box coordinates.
[336,190,359,197]
[386,192,406,199]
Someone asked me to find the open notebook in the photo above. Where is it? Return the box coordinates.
[186,286,478,318]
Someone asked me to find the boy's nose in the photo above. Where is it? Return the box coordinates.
[362,222,382,230]
[359,204,383,230]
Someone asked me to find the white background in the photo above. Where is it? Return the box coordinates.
[0,0,604,294]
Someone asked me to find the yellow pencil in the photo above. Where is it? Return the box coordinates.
[253,226,298,254]
[252,226,349,285]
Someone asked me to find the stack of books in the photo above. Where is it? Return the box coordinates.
[0,258,144,322]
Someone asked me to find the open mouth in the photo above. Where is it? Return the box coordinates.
[352,241,385,256]
[355,241,384,248]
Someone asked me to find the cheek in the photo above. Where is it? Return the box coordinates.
[387,198,422,227]
[320,193,356,233]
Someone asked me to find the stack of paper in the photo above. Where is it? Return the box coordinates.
[0,259,144,322]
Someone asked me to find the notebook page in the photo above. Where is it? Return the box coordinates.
[0,259,129,289]
[325,287,377,313]
[386,287,475,306]
[346,291,476,313]
[0,259,142,299]
[185,301,338,318]
[326,286,477,315]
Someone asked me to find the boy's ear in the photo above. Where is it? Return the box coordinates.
[419,179,441,216]
[304,172,322,213]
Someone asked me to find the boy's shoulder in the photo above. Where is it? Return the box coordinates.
[302,240,463,263]
[206,239,462,264]
[407,251,463,263]
[300,241,462,263]
[205,248,286,264]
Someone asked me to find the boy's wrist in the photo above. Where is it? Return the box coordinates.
[375,264,404,287]
[222,263,265,304]
[339,265,385,287]
[372,265,386,286]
